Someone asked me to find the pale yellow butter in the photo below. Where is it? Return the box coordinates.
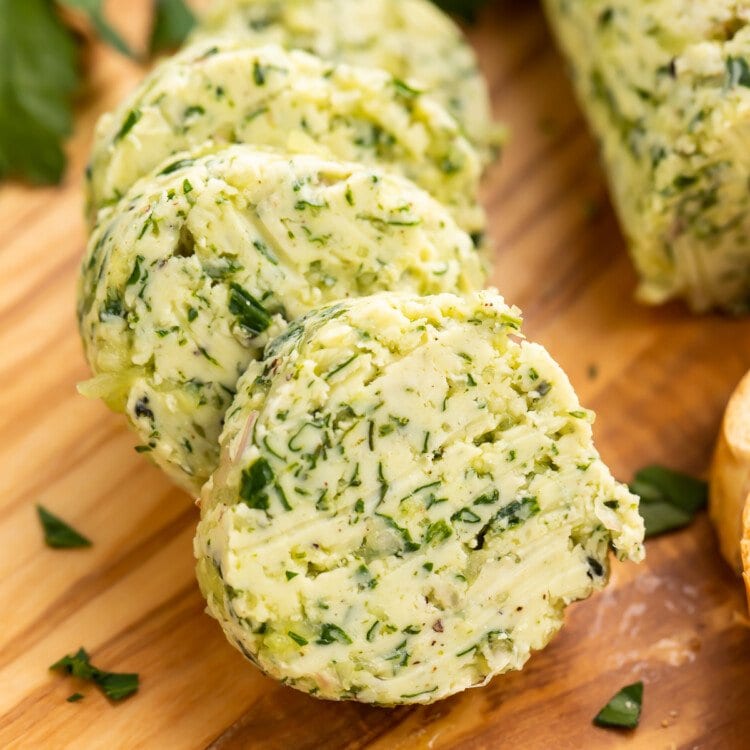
[86,40,484,237]
[77,147,485,494]
[195,291,644,704]
[191,0,504,160]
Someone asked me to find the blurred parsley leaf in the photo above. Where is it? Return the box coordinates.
[432,0,490,22]
[0,0,79,184]
[0,0,194,186]
[630,465,707,538]
[60,0,137,59]
[150,0,195,55]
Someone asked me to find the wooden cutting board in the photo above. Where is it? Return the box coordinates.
[2,2,750,748]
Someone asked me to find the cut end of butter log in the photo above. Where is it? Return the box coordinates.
[77,147,485,495]
[195,291,645,705]
[544,0,750,312]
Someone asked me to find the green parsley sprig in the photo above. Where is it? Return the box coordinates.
[0,0,194,186]
[51,647,139,701]
[432,0,492,22]
[630,465,708,538]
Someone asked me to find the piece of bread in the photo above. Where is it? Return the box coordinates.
[195,290,645,704]
[77,147,485,495]
[710,370,750,603]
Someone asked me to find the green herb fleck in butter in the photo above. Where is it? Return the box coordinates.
[77,148,485,494]
[86,40,483,238]
[195,291,644,705]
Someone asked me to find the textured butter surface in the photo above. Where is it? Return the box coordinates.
[195,291,644,705]
[191,0,502,158]
[77,147,485,494]
[86,40,483,236]
[545,0,750,311]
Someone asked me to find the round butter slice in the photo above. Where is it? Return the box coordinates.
[191,0,502,159]
[77,147,485,495]
[195,291,644,705]
[86,40,483,237]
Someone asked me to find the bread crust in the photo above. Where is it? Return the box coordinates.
[710,370,750,604]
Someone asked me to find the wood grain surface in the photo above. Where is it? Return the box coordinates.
[2,2,750,748]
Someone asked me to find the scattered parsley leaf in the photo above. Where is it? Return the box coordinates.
[59,1,137,59]
[149,0,195,55]
[51,648,96,680]
[66,692,84,703]
[95,671,140,701]
[50,647,139,701]
[37,505,92,548]
[593,681,643,729]
[0,0,79,184]
[630,465,708,538]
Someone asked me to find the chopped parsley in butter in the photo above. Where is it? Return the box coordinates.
[77,148,485,494]
[191,0,504,160]
[86,40,484,237]
[195,291,644,705]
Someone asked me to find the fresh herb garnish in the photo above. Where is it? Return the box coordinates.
[630,465,707,538]
[149,0,195,55]
[66,692,84,702]
[593,681,643,729]
[0,0,193,185]
[253,60,266,86]
[50,647,139,701]
[37,505,92,549]
[0,0,78,184]
[375,513,420,552]
[425,519,453,544]
[61,1,137,59]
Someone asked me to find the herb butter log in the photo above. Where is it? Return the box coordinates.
[77,147,485,495]
[191,0,503,161]
[545,0,750,312]
[195,291,645,705]
[86,40,483,239]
